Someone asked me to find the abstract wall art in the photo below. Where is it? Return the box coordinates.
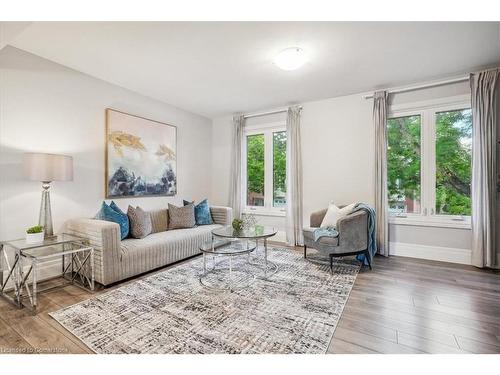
[105,109,177,198]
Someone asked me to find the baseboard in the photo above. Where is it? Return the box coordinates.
[273,230,287,243]
[389,242,471,265]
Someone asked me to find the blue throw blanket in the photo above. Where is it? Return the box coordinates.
[313,226,339,242]
[312,203,377,266]
[352,203,377,266]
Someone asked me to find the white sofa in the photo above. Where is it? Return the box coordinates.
[65,206,232,286]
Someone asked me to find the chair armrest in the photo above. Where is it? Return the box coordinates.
[337,211,368,252]
[65,218,122,285]
[310,208,328,227]
[210,206,233,226]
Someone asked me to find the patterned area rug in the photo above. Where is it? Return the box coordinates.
[50,247,359,354]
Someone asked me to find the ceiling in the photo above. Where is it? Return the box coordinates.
[5,22,500,118]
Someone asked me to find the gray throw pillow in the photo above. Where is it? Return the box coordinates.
[168,203,195,229]
[127,206,152,239]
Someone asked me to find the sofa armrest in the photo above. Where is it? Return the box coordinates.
[65,218,122,285]
[210,206,233,226]
[310,208,328,228]
[337,211,368,252]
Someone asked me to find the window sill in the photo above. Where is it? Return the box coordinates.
[243,209,286,218]
[389,216,471,230]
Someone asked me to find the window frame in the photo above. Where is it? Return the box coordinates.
[388,95,472,229]
[242,121,287,217]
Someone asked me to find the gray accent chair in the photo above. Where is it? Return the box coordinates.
[303,206,372,272]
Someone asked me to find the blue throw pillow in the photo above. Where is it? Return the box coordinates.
[183,199,213,225]
[110,201,126,216]
[95,201,129,240]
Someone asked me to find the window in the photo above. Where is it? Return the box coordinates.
[387,115,421,214]
[273,131,287,208]
[435,109,472,216]
[243,123,287,215]
[387,100,472,228]
[246,134,265,207]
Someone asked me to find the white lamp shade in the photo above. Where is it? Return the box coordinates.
[24,153,73,182]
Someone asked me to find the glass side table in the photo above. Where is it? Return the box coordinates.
[0,233,94,314]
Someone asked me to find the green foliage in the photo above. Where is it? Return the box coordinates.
[387,109,472,216]
[387,115,421,211]
[273,131,287,198]
[232,219,243,232]
[435,110,472,215]
[247,134,265,195]
[26,225,43,234]
[246,132,287,204]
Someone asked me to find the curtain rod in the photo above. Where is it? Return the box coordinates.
[363,75,469,100]
[243,105,302,119]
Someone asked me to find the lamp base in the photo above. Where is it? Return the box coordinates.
[39,182,53,237]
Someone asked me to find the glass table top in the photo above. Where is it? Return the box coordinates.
[212,226,277,239]
[200,239,257,255]
[1,233,87,251]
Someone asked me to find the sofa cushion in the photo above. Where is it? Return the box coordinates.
[95,201,129,240]
[183,199,213,225]
[127,206,152,239]
[120,224,221,258]
[149,209,168,233]
[168,203,196,229]
[320,202,355,228]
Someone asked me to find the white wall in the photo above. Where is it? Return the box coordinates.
[301,94,374,218]
[211,81,475,264]
[0,46,213,240]
[211,93,374,242]
[211,95,375,217]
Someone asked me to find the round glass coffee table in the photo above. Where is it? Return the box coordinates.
[199,226,278,292]
[199,239,257,292]
[211,226,278,278]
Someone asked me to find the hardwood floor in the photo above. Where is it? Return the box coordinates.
[1,249,498,354]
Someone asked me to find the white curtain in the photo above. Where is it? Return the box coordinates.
[285,106,303,246]
[229,114,244,219]
[373,91,389,256]
[470,69,499,268]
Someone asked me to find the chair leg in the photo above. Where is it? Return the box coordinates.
[329,254,333,274]
[304,245,307,258]
[364,250,372,270]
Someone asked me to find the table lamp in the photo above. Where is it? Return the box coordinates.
[24,153,73,238]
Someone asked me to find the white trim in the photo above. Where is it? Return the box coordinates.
[363,76,469,99]
[389,242,471,265]
[244,121,285,132]
[390,216,471,229]
[243,208,285,217]
[388,94,470,114]
[243,106,301,119]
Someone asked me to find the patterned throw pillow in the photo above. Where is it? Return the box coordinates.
[95,201,129,240]
[183,199,213,225]
[168,203,196,230]
[127,206,152,239]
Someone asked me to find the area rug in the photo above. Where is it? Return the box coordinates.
[49,247,359,354]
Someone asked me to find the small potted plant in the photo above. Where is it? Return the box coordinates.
[232,219,243,232]
[26,225,44,244]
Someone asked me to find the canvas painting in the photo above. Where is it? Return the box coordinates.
[105,109,177,198]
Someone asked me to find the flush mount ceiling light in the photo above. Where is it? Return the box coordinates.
[274,47,307,71]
